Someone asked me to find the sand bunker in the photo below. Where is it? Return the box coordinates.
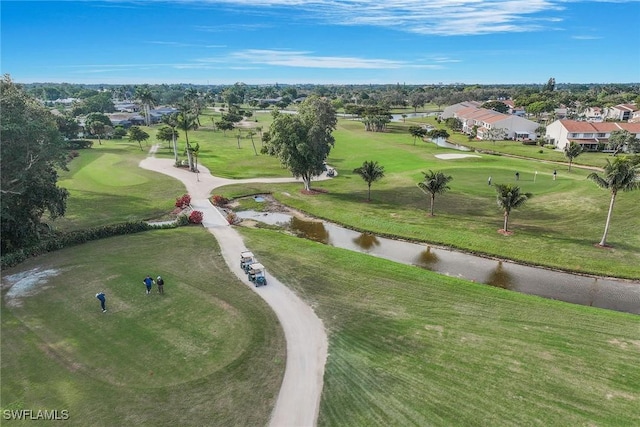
[434,153,481,160]
[3,267,62,307]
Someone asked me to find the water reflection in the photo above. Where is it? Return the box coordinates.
[415,246,439,270]
[290,217,329,244]
[485,261,514,290]
[353,233,380,250]
[234,209,640,314]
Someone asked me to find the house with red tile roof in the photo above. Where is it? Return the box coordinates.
[449,105,540,141]
[545,120,640,151]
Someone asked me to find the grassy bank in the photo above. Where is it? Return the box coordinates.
[0,227,285,426]
[238,227,640,426]
[54,142,185,231]
[214,118,640,279]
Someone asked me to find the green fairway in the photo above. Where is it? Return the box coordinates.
[238,227,640,426]
[211,118,639,279]
[54,143,186,231]
[0,227,285,426]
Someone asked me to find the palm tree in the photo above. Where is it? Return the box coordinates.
[417,170,453,216]
[408,126,426,145]
[161,113,180,164]
[128,126,150,151]
[353,160,385,201]
[494,184,532,233]
[247,130,258,155]
[587,157,640,247]
[564,142,582,172]
[135,86,155,127]
[176,105,198,171]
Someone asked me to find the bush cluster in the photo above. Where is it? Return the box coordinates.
[175,194,191,208]
[65,139,93,149]
[211,194,230,207]
[226,212,239,225]
[189,210,204,224]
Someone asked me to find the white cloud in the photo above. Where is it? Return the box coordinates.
[224,49,406,69]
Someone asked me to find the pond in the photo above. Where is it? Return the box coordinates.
[237,210,640,315]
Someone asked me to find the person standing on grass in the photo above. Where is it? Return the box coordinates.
[515,171,520,181]
[96,292,106,312]
[143,275,154,294]
[157,276,165,294]
[553,170,557,180]
[488,176,492,186]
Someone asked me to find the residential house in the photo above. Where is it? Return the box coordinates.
[502,99,526,117]
[439,101,482,119]
[582,107,604,122]
[451,105,540,141]
[605,104,637,121]
[545,119,640,151]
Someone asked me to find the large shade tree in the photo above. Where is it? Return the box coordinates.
[587,157,640,247]
[608,129,640,154]
[417,170,453,216]
[85,112,112,145]
[1,75,69,252]
[263,95,337,191]
[353,160,385,201]
[564,142,583,172]
[494,184,532,234]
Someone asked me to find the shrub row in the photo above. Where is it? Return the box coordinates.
[1,221,179,270]
[66,139,94,149]
[175,193,191,208]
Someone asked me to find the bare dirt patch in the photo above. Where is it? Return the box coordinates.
[3,267,63,307]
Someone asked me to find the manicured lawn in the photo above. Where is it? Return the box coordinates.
[54,142,186,231]
[213,119,640,279]
[238,227,640,426]
[0,227,285,427]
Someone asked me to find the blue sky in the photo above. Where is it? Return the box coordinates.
[2,0,639,85]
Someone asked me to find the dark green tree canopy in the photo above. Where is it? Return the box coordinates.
[1,75,69,252]
[263,96,337,191]
[481,100,509,114]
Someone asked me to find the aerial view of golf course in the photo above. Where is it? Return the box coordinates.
[2,73,639,426]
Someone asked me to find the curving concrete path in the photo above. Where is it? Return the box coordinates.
[140,147,328,427]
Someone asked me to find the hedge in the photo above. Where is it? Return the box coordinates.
[1,221,180,270]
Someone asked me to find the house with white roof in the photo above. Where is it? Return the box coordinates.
[545,120,640,151]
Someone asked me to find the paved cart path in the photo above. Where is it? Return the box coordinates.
[140,148,328,427]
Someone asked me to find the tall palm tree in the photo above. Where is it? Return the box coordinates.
[564,142,582,172]
[135,86,155,126]
[161,113,180,164]
[176,105,198,172]
[417,170,453,216]
[494,184,532,233]
[587,157,640,246]
[353,160,385,201]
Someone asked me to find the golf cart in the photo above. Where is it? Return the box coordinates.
[247,263,267,287]
[240,251,255,272]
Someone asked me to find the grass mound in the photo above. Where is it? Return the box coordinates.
[1,228,285,426]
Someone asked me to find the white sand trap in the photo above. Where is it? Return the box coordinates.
[434,153,481,159]
[3,267,62,307]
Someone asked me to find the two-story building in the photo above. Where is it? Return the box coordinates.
[447,105,540,141]
[545,120,640,151]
